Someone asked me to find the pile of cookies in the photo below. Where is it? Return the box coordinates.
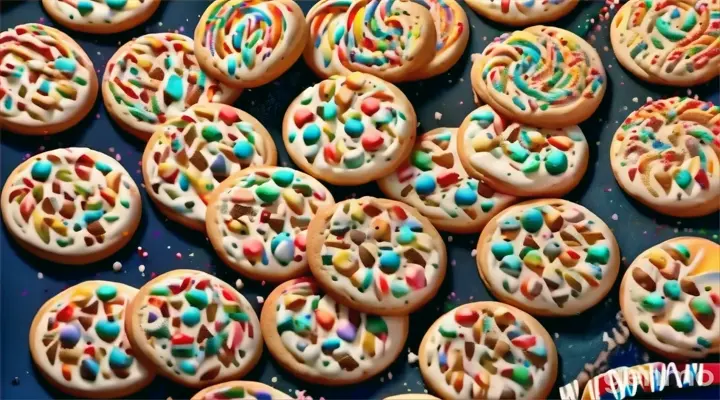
[1,0,718,398]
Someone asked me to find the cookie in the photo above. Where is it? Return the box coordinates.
[620,237,719,360]
[378,128,515,233]
[41,0,161,34]
[419,302,558,399]
[457,105,589,197]
[0,24,98,135]
[307,197,447,315]
[103,33,240,141]
[206,167,334,282]
[610,97,720,217]
[29,281,154,398]
[408,0,469,80]
[304,0,437,82]
[283,73,417,186]
[126,269,263,387]
[142,104,277,231]
[1,148,142,264]
[471,25,606,128]
[260,277,409,385]
[466,0,579,26]
[385,395,439,400]
[476,199,620,316]
[191,381,291,400]
[194,0,308,88]
[611,0,720,87]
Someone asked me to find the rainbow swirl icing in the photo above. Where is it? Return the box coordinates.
[612,0,720,85]
[610,97,720,216]
[195,0,305,85]
[307,0,436,80]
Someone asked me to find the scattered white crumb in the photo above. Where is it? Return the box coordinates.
[407,351,418,364]
[554,333,560,339]
[189,253,194,257]
[448,236,453,242]
[235,278,244,290]
[112,261,122,272]
[37,272,44,279]
[271,376,278,383]
[388,372,393,380]
[471,249,477,257]
[257,296,265,304]
[611,213,619,221]
[434,112,442,120]
[138,265,145,273]
[632,97,638,103]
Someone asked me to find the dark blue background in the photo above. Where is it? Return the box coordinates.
[1,1,718,399]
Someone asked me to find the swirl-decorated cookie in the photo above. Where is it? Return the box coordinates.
[41,0,161,34]
[610,97,720,217]
[191,381,291,400]
[466,0,579,26]
[1,148,141,265]
[103,33,240,141]
[0,24,98,135]
[307,197,447,315]
[620,237,719,360]
[409,0,469,79]
[477,199,620,316]
[458,105,590,197]
[283,73,416,185]
[206,167,335,282]
[142,104,277,231]
[194,0,307,88]
[379,128,515,233]
[419,302,558,399]
[611,0,720,86]
[29,281,154,398]
[304,0,437,82]
[260,278,409,385]
[471,26,606,128]
[127,270,262,387]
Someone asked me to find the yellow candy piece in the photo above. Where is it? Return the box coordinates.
[349,201,365,223]
[647,250,667,269]
[33,211,50,244]
[370,218,390,242]
[282,189,305,215]
[472,134,498,152]
[346,72,366,90]
[332,250,359,276]
[362,331,376,357]
[228,220,249,235]
[71,285,93,307]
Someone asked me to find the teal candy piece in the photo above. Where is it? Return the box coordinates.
[586,245,610,264]
[95,285,117,301]
[414,173,436,195]
[520,208,544,233]
[303,124,321,145]
[544,150,568,175]
[80,358,99,381]
[411,150,433,171]
[344,119,364,137]
[95,320,121,342]
[106,0,128,10]
[499,255,522,278]
[322,102,338,121]
[179,360,197,375]
[674,170,692,189]
[391,280,410,298]
[233,141,254,159]
[77,0,94,15]
[663,281,681,300]
[185,289,209,309]
[182,307,202,327]
[379,250,401,273]
[508,142,529,163]
[256,183,281,203]
[641,292,665,311]
[455,187,478,206]
[165,74,184,101]
[95,161,113,175]
[321,337,341,353]
[54,58,77,74]
[271,169,294,187]
[491,241,514,261]
[108,347,134,369]
[471,109,495,128]
[500,217,521,231]
[397,226,416,244]
[31,160,53,182]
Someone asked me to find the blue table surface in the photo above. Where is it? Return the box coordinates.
[1,1,719,399]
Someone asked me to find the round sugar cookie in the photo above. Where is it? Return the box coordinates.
[477,199,620,316]
[408,0,469,80]
[103,33,240,141]
[283,73,416,186]
[1,148,141,265]
[206,167,335,282]
[142,103,277,231]
[611,0,720,87]
[620,237,720,360]
[610,97,720,217]
[458,105,589,197]
[42,0,161,34]
[194,0,308,88]
[29,281,154,398]
[307,197,447,316]
[260,277,409,385]
[126,270,262,387]
[466,0,579,26]
[378,128,516,233]
[471,25,606,128]
[0,24,98,135]
[304,0,437,82]
[419,302,558,399]
[192,381,291,400]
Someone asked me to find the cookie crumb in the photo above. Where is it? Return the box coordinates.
[434,112,442,120]
[138,265,145,273]
[257,296,265,304]
[271,376,278,383]
[611,213,619,221]
[112,261,122,272]
[407,351,418,364]
[37,272,43,280]
[235,278,244,290]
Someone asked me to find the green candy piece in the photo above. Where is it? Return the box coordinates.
[256,183,280,203]
[544,150,568,175]
[439,324,457,338]
[690,297,712,315]
[521,154,541,174]
[271,169,294,187]
[164,74,184,101]
[202,125,223,142]
[520,208,544,233]
[277,316,294,334]
[185,289,208,309]
[481,200,494,212]
[509,366,532,388]
[150,285,170,296]
[95,320,120,342]
[586,245,610,265]
[95,285,117,301]
[470,110,494,128]
[390,280,410,298]
[411,150,433,171]
[663,281,681,300]
[507,142,529,163]
[641,293,665,311]
[669,312,694,333]
[491,241,514,261]
[365,315,388,335]
[639,321,649,333]
[697,337,711,348]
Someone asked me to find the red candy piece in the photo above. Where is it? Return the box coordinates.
[229,321,244,349]
[376,274,389,295]
[56,305,74,322]
[222,288,237,302]
[360,97,380,116]
[171,332,193,345]
[511,335,537,349]
[243,239,264,259]
[314,309,335,330]
[710,292,720,306]
[84,346,95,357]
[294,232,307,251]
[361,129,384,152]
[218,107,239,125]
[695,169,709,189]
[405,264,426,289]
[390,205,407,220]
[436,171,460,187]
[293,109,314,128]
[628,167,637,182]
[454,308,479,326]
[323,143,340,165]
